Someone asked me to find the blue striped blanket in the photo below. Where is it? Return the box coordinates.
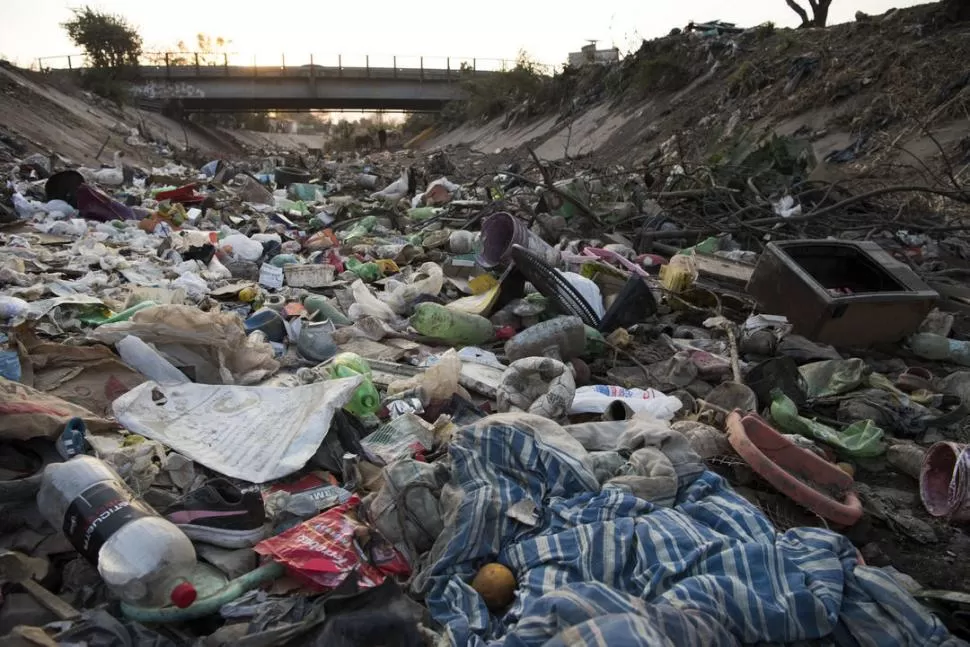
[419,414,966,646]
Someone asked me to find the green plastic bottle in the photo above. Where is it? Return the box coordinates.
[410,302,494,346]
[326,353,380,417]
[304,295,352,325]
[344,258,382,282]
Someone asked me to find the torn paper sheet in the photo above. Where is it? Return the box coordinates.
[112,377,362,483]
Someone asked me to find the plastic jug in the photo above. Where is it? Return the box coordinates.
[38,456,198,608]
[410,303,495,346]
[326,353,380,417]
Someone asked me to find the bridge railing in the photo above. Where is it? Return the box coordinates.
[35,52,557,77]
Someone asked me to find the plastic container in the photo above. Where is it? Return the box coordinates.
[297,321,338,362]
[274,167,311,188]
[478,212,560,269]
[117,336,189,385]
[505,316,585,362]
[326,353,380,417]
[284,264,335,288]
[908,333,970,366]
[726,411,863,526]
[37,456,198,608]
[410,303,494,346]
[244,309,286,344]
[920,442,970,521]
[569,385,683,420]
[304,296,351,325]
[746,240,938,347]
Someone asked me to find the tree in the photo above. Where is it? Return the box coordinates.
[784,0,833,27]
[62,7,142,69]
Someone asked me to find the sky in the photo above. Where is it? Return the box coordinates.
[1,0,929,71]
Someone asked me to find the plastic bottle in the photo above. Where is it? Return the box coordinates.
[505,316,585,362]
[410,303,495,346]
[37,456,198,608]
[117,335,190,385]
[326,353,380,417]
[908,333,970,366]
[569,385,683,420]
[344,258,382,282]
[304,295,352,326]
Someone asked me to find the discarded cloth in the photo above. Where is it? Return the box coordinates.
[416,413,957,646]
[497,358,575,419]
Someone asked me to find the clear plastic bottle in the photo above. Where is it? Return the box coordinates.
[37,456,198,609]
[505,316,585,362]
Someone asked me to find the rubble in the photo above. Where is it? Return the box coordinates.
[4,57,970,646]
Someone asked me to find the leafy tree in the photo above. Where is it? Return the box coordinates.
[62,7,142,69]
[784,0,833,27]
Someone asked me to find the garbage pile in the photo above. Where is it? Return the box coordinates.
[2,143,970,646]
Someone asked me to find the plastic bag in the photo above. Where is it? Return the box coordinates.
[90,305,279,385]
[388,349,461,401]
[219,233,264,262]
[380,262,444,314]
[254,496,410,592]
[570,385,683,420]
[348,279,398,323]
[770,391,886,457]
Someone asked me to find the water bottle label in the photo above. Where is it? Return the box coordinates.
[63,482,155,565]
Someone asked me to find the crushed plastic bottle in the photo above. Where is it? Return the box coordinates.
[410,303,495,346]
[37,456,198,609]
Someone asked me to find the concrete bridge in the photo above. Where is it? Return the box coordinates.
[127,61,493,112]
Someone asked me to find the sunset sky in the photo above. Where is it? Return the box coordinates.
[2,0,927,71]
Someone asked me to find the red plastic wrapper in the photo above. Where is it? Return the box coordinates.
[254,495,410,592]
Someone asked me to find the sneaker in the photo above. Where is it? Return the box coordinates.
[163,479,268,548]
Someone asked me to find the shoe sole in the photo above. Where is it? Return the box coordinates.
[175,523,270,549]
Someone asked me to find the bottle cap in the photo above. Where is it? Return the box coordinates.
[170,581,197,608]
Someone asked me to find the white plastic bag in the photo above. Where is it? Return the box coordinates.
[219,233,264,262]
[558,271,605,318]
[347,279,398,322]
[380,262,444,314]
[570,385,682,420]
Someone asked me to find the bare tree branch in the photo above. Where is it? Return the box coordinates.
[785,0,811,26]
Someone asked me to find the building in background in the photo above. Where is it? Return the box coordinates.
[567,41,620,68]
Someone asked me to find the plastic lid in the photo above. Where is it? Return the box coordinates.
[170,581,197,608]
